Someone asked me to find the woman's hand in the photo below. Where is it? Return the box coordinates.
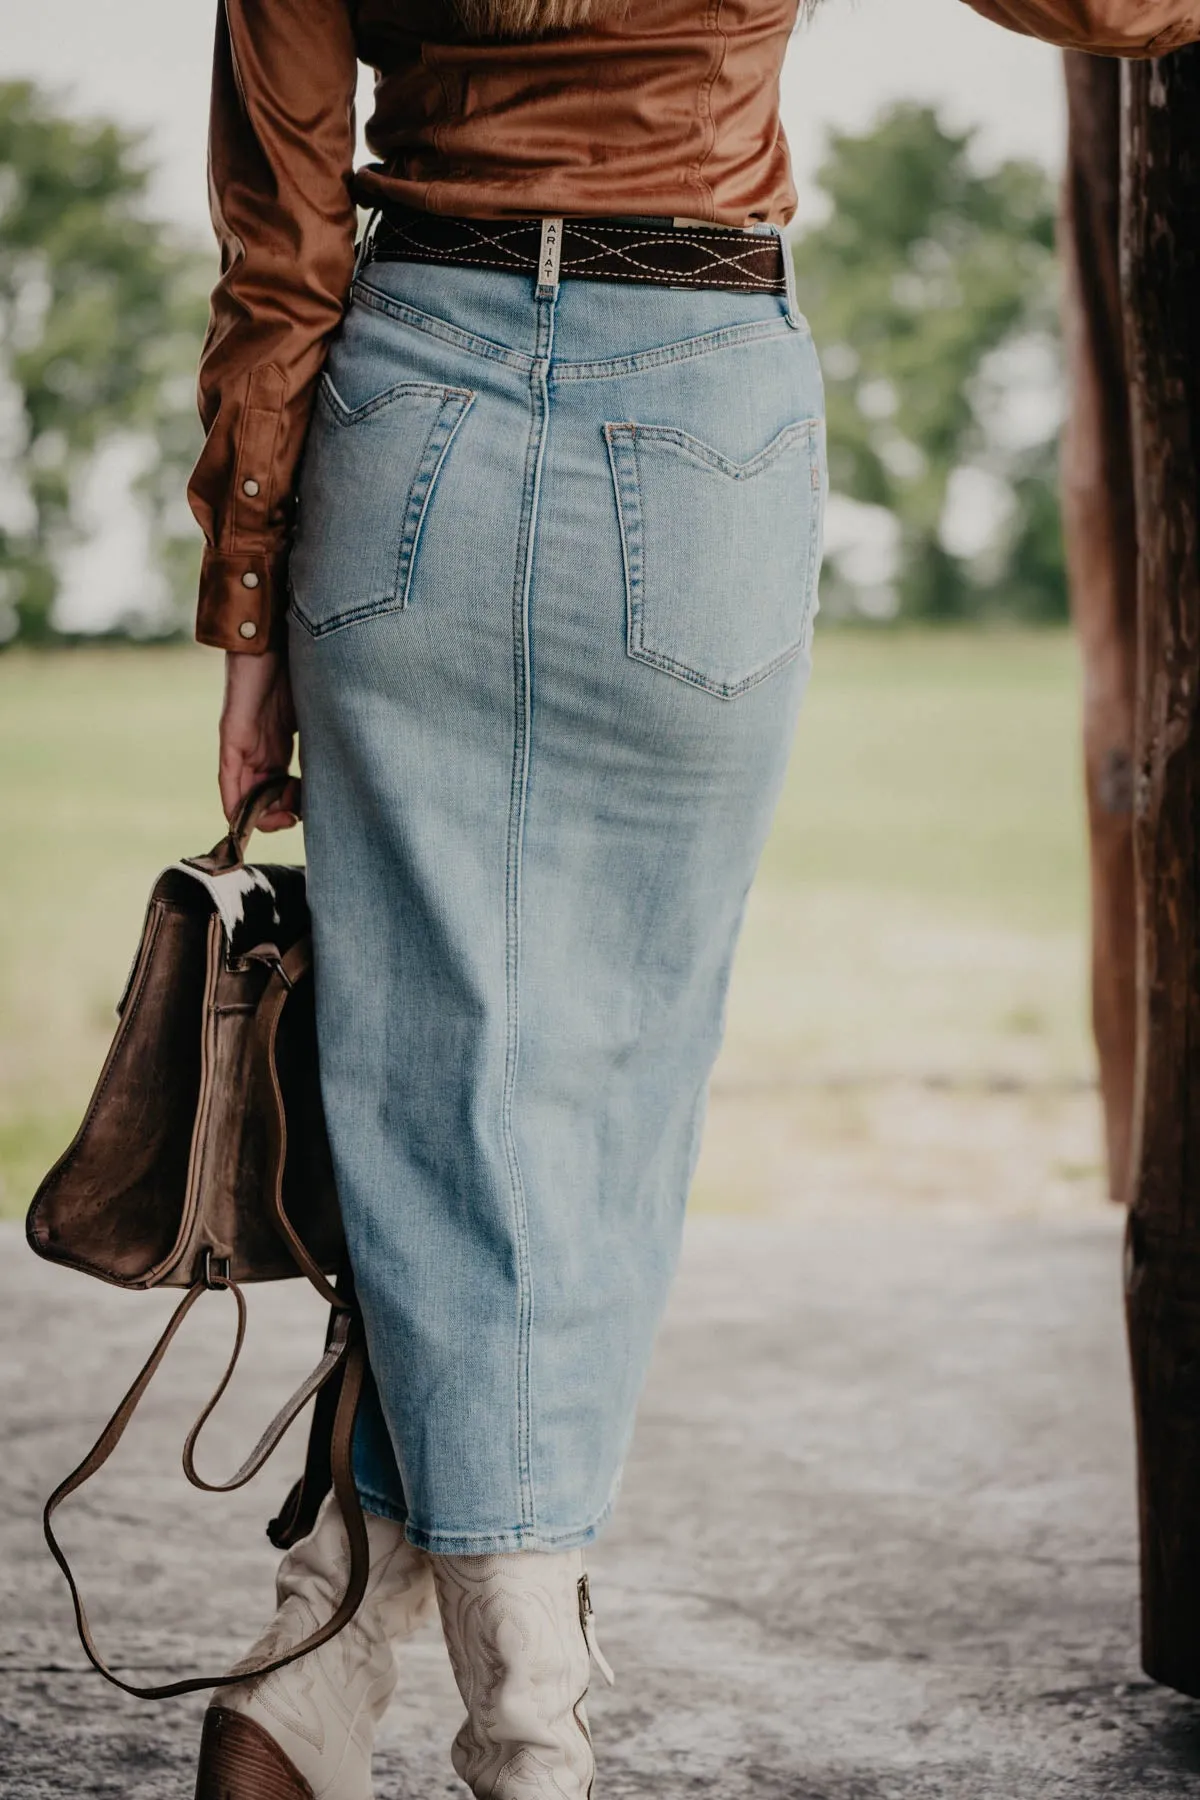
[218,648,302,831]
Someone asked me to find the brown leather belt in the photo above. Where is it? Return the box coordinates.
[361,205,788,295]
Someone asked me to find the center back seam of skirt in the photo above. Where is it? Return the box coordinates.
[502,296,556,1536]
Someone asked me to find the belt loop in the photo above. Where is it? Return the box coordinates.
[776,223,802,330]
[536,217,564,300]
[353,207,381,282]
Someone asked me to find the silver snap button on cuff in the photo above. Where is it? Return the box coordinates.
[241,570,260,589]
[238,620,258,640]
[242,478,260,497]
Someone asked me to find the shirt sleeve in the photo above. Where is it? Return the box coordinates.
[959,0,1200,54]
[188,0,359,653]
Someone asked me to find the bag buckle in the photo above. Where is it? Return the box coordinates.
[201,1249,231,1290]
[244,944,295,989]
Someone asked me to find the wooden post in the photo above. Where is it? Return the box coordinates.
[1121,47,1200,1698]
[1060,54,1139,1203]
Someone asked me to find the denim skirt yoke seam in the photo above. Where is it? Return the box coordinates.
[287,256,826,1556]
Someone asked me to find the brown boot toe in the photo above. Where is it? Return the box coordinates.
[194,1707,315,1800]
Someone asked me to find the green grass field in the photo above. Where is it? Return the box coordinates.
[0,631,1091,1219]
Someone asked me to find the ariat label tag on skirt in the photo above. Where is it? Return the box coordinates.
[537,218,563,296]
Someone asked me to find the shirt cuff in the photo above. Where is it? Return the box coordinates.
[195,547,291,653]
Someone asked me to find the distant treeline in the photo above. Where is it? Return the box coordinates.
[0,84,1063,645]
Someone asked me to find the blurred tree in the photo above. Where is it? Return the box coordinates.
[0,81,208,645]
[793,104,1063,622]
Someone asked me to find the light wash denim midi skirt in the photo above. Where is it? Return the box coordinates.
[287,245,826,1555]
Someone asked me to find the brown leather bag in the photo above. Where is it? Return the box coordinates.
[26,777,370,1699]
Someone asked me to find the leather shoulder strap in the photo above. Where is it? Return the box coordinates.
[249,936,345,1311]
[42,1279,369,1700]
[182,1305,355,1494]
[267,1269,358,1550]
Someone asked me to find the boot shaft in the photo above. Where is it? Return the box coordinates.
[433,1548,612,1800]
[197,1497,436,1800]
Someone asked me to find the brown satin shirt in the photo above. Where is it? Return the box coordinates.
[190,0,1200,654]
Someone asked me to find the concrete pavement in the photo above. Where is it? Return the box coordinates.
[3,1206,1200,1798]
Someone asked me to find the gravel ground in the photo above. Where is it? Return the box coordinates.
[4,1206,1200,1799]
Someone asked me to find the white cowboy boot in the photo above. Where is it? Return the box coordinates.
[432,1548,615,1799]
[194,1494,436,1800]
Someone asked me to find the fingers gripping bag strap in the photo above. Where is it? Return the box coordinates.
[192,773,297,874]
[229,773,295,857]
[42,1306,370,1700]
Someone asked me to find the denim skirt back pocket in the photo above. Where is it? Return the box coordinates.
[289,373,474,639]
[604,415,824,700]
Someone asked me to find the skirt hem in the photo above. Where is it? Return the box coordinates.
[356,1486,617,1556]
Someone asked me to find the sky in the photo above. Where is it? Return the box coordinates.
[3,0,1067,629]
